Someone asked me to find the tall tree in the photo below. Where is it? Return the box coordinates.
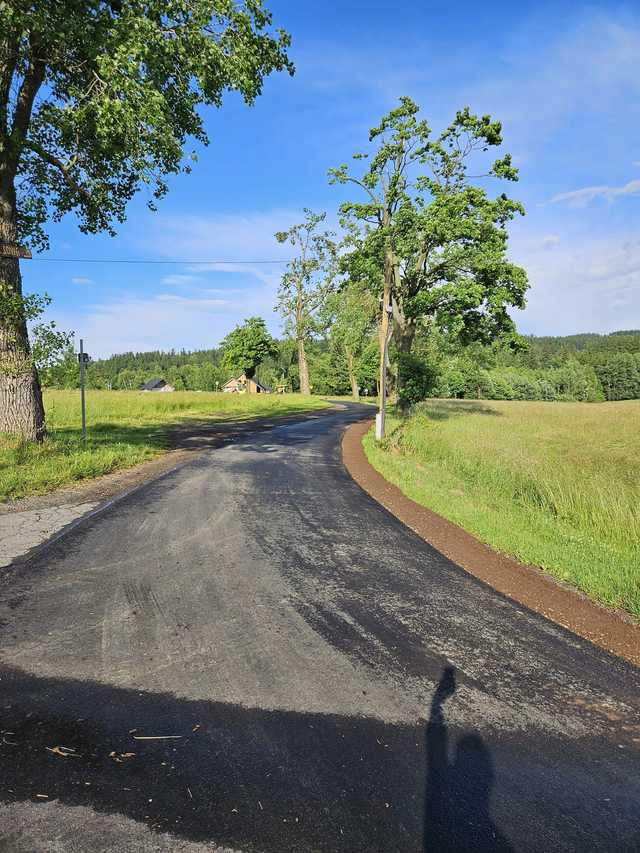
[325,281,377,400]
[220,316,277,380]
[330,97,528,412]
[275,209,337,395]
[0,0,292,440]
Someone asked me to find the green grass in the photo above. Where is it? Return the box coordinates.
[0,389,328,501]
[364,399,640,618]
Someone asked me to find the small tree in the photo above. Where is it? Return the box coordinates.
[330,97,528,420]
[275,210,337,395]
[326,281,377,400]
[221,317,277,380]
[0,1,292,439]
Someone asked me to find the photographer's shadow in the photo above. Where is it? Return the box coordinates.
[424,667,512,852]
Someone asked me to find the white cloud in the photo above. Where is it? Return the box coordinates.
[71,276,93,285]
[513,232,640,334]
[452,15,640,157]
[145,210,301,261]
[550,179,640,207]
[160,273,203,286]
[51,289,281,358]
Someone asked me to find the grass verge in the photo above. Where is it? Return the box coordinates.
[1,390,328,502]
[363,399,640,618]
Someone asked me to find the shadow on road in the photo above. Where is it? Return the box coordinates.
[0,663,510,852]
[424,667,513,852]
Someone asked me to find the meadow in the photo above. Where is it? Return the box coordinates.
[364,399,640,617]
[0,389,328,502]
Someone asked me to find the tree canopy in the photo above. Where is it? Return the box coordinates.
[275,209,337,394]
[0,0,292,440]
[220,316,278,379]
[329,97,528,406]
[1,0,293,249]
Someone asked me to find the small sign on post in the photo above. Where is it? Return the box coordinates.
[0,242,32,259]
[77,339,90,443]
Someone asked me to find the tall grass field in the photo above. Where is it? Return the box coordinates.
[1,390,328,502]
[364,399,640,618]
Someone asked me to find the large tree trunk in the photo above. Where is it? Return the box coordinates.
[295,290,311,395]
[297,337,310,395]
[391,296,417,412]
[345,346,359,400]
[392,310,417,356]
[0,186,45,441]
[377,253,394,429]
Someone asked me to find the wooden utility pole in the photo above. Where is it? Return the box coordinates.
[375,291,393,440]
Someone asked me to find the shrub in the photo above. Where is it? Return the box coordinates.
[397,352,439,407]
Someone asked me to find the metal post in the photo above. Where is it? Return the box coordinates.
[79,338,87,444]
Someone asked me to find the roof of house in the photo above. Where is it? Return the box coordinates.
[140,378,167,390]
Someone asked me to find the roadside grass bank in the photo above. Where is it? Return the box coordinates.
[363,399,640,618]
[1,390,328,502]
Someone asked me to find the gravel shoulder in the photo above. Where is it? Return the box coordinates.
[342,418,640,667]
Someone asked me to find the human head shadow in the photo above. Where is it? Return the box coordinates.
[0,663,510,852]
[424,667,512,852]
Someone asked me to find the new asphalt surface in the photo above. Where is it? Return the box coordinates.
[1,403,638,852]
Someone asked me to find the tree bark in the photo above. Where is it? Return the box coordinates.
[378,247,394,419]
[0,183,45,441]
[391,295,417,410]
[295,291,311,395]
[297,336,310,395]
[345,346,359,400]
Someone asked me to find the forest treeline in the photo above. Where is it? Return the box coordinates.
[43,328,640,403]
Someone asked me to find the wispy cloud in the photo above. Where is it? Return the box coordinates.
[160,273,203,286]
[550,179,640,207]
[51,288,281,358]
[511,231,640,334]
[451,14,640,164]
[145,210,301,261]
[71,276,93,285]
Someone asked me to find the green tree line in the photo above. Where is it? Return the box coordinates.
[42,328,640,403]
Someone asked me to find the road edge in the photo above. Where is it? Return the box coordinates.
[342,418,640,668]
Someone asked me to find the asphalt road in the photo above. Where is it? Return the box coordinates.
[1,404,639,853]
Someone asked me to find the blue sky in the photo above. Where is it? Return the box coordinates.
[26,0,640,357]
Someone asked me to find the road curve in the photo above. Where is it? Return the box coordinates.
[1,403,638,852]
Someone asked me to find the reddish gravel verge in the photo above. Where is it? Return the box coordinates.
[342,418,640,668]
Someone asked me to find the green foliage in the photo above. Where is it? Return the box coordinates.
[590,353,640,401]
[220,316,277,379]
[1,0,293,249]
[330,97,529,379]
[324,280,378,397]
[275,209,338,340]
[0,289,71,377]
[396,352,438,407]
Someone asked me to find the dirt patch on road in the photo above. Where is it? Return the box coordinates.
[342,419,640,668]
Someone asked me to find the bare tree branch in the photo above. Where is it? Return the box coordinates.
[24,140,91,202]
